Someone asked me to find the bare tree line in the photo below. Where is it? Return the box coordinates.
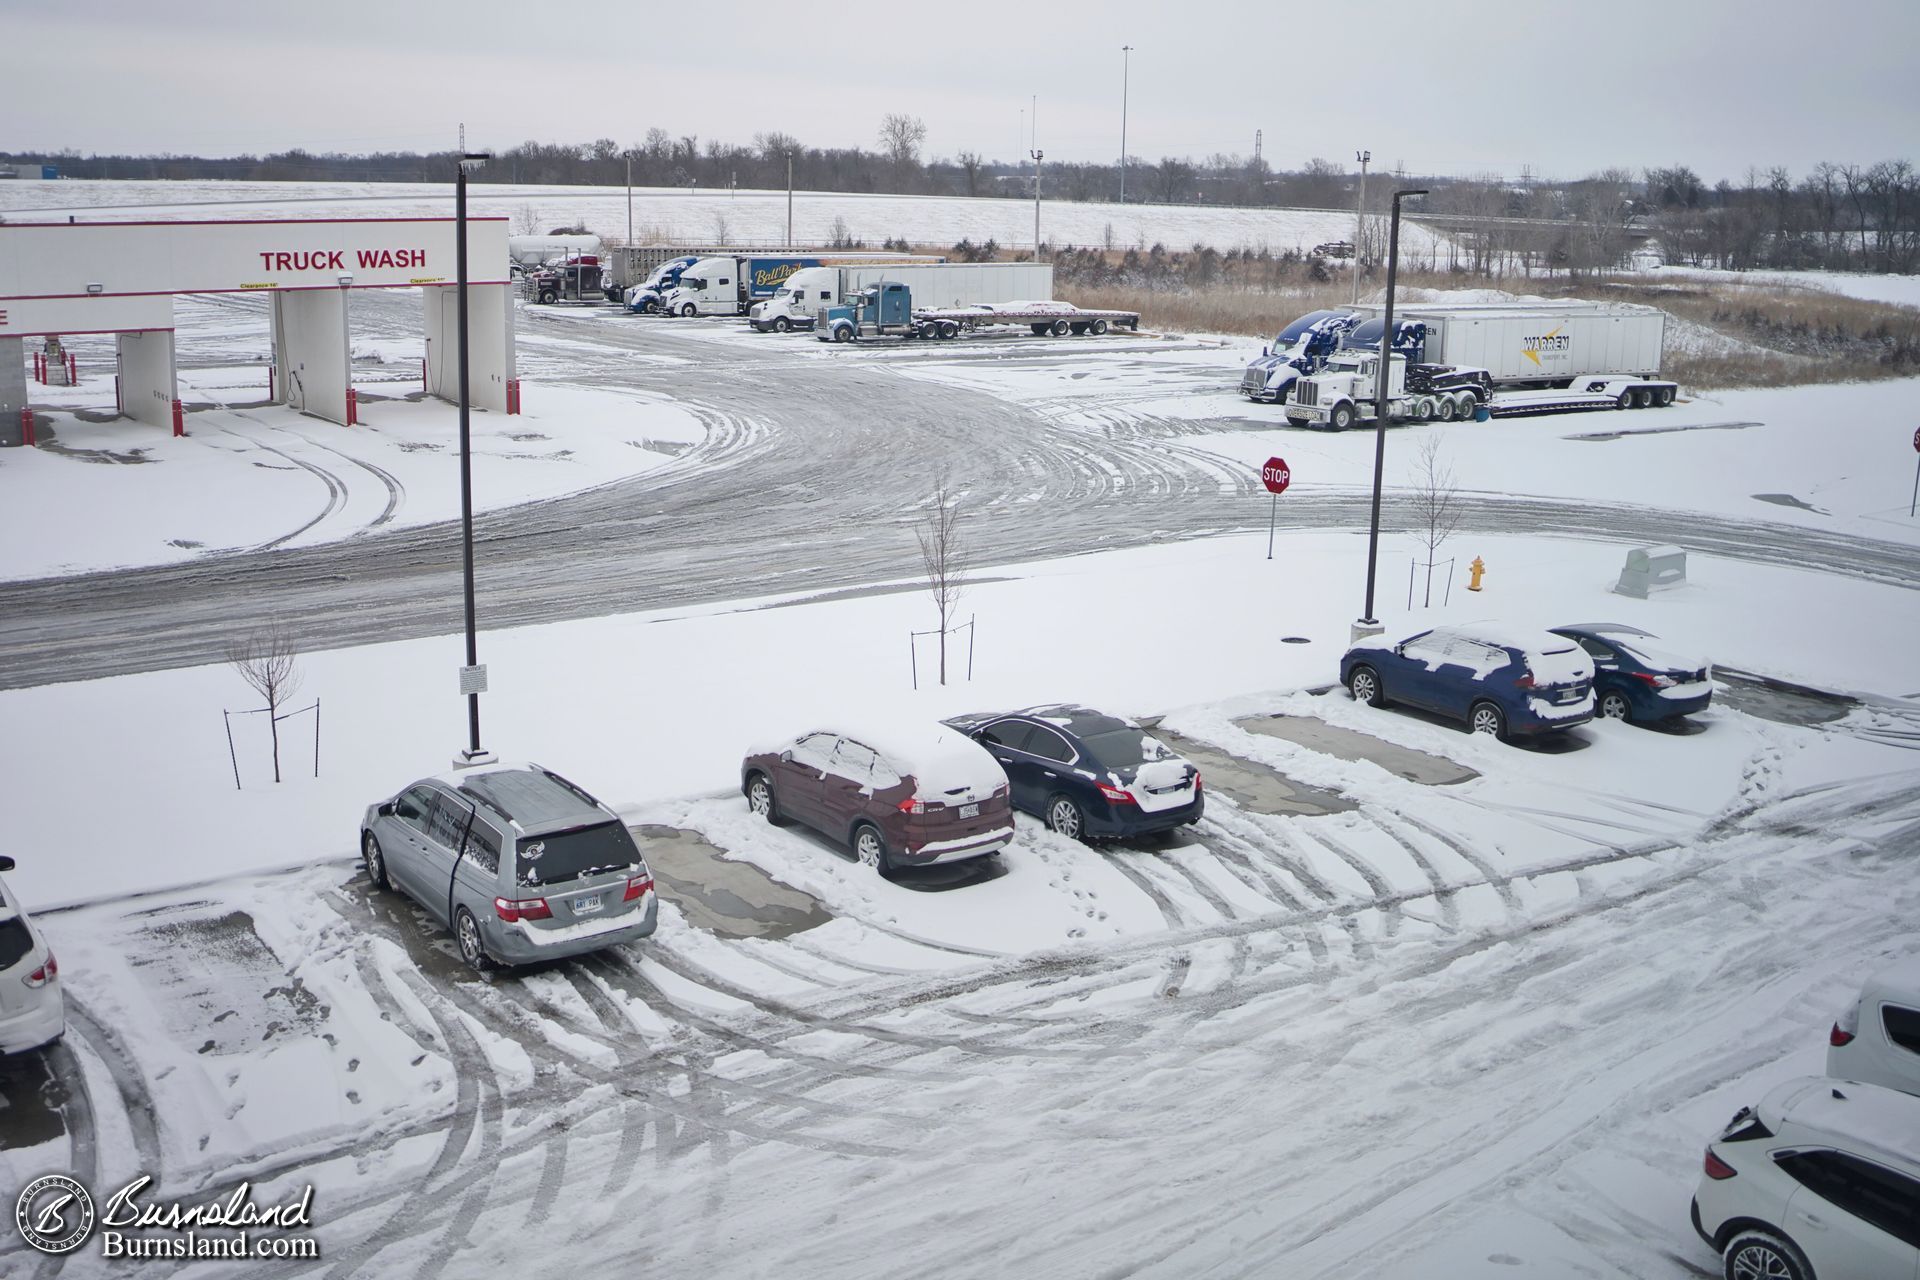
[9,135,1917,274]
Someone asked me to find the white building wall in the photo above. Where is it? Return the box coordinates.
[115,330,178,430]
[423,284,515,413]
[270,289,351,424]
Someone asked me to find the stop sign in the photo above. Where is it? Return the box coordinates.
[1261,457,1292,495]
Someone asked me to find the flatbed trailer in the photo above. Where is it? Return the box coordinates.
[816,284,1140,342]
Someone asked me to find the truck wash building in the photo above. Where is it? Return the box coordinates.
[0,217,514,444]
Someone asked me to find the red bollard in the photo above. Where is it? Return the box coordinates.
[171,399,185,438]
[20,408,34,448]
[346,388,359,426]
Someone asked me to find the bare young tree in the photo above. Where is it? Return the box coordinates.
[1407,433,1465,608]
[878,113,928,169]
[916,477,971,686]
[226,625,303,783]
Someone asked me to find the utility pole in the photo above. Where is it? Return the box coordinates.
[1031,95,1043,259]
[1119,45,1133,204]
[1352,150,1370,305]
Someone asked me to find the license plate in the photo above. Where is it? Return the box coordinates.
[959,803,980,819]
[573,894,603,914]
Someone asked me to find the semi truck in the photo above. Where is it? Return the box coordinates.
[749,262,1054,332]
[1280,302,1677,429]
[814,282,1141,342]
[1239,308,1365,403]
[660,252,945,318]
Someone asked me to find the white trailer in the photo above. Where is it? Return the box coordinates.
[1283,301,1678,429]
[750,262,1055,332]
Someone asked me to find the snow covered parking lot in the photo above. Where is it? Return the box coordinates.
[2,223,1919,1277]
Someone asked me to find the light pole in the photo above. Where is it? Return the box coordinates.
[1119,44,1133,204]
[1031,147,1044,258]
[1357,188,1428,638]
[455,148,494,767]
[1351,150,1370,305]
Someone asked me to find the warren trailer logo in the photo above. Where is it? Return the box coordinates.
[1520,324,1572,367]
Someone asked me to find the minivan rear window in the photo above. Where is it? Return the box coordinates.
[515,821,641,889]
[0,917,33,970]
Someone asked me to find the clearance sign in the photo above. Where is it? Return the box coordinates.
[0,218,511,300]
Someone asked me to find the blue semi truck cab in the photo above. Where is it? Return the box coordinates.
[1239,310,1362,402]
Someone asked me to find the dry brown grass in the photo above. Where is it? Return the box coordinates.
[1060,272,1920,392]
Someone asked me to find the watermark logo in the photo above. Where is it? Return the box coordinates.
[16,1174,96,1255]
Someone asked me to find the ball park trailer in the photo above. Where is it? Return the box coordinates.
[750,261,1055,332]
[814,282,1140,343]
[1282,301,1677,429]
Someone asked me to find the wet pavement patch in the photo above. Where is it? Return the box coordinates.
[132,910,325,1054]
[1715,669,1857,727]
[1149,728,1357,817]
[1236,715,1479,786]
[635,824,831,938]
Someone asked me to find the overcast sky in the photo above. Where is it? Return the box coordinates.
[11,0,1915,183]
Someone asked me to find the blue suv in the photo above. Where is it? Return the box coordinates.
[1341,625,1595,741]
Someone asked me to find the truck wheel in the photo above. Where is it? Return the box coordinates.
[1329,403,1355,432]
[1050,319,1072,337]
[772,317,791,333]
[1435,396,1456,422]
[1090,318,1109,335]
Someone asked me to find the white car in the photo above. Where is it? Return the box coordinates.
[1829,957,1920,1098]
[1691,1076,1920,1280]
[0,856,65,1055]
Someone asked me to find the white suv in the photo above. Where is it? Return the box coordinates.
[0,857,64,1055]
[1829,957,1920,1099]
[1691,1076,1920,1279]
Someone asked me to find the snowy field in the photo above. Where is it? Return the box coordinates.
[2,191,1918,1279]
[0,177,1445,256]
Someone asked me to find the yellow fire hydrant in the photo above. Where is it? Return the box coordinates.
[1468,556,1486,592]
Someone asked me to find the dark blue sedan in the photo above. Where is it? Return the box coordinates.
[1549,624,1713,724]
[942,705,1203,842]
[1340,624,1595,740]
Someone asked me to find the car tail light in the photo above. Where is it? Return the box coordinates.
[622,874,654,902]
[494,897,552,923]
[1097,784,1136,805]
[23,952,57,988]
[1831,1003,1859,1046]
[1703,1149,1738,1180]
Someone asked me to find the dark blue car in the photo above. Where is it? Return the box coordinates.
[942,705,1203,842]
[1549,624,1713,724]
[1340,624,1595,741]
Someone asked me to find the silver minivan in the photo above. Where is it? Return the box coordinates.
[0,857,64,1055]
[360,763,658,970]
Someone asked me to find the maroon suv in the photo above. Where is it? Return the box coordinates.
[741,725,1014,877]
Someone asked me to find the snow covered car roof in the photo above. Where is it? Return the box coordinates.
[1758,1077,1920,1176]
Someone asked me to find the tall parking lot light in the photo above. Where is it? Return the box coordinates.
[456,149,494,767]
[1357,188,1428,638]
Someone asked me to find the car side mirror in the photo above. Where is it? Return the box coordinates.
[0,855,13,873]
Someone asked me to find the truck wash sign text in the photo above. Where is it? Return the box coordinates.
[257,249,429,272]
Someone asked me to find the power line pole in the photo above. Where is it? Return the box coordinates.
[1119,45,1133,204]
[1353,150,1370,305]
